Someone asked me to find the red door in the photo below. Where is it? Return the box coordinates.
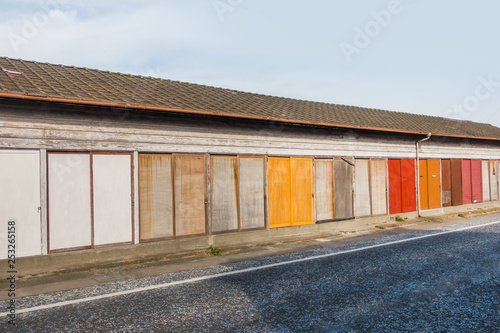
[462,160,472,205]
[471,159,483,203]
[401,159,416,213]
[388,159,402,214]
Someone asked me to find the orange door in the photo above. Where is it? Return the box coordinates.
[291,158,314,226]
[419,160,429,210]
[268,157,292,228]
[427,159,442,209]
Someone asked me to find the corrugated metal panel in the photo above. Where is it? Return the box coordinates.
[315,159,334,221]
[291,158,314,226]
[482,160,490,202]
[401,159,416,213]
[138,154,173,241]
[370,159,387,216]
[427,159,441,209]
[239,157,265,230]
[211,156,239,233]
[462,159,472,205]
[268,157,291,228]
[93,154,133,246]
[441,159,452,207]
[48,153,91,250]
[451,159,463,206]
[0,150,41,258]
[174,155,206,236]
[419,160,429,210]
[388,159,402,214]
[355,159,371,217]
[471,159,483,203]
[490,160,499,201]
[334,159,353,219]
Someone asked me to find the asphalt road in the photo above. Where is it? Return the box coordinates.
[3,218,500,332]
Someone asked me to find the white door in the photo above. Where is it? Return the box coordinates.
[0,150,41,258]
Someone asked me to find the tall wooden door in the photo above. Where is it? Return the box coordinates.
[490,161,499,201]
[441,160,452,207]
[0,150,41,258]
[450,159,463,206]
[315,159,334,221]
[370,159,387,216]
[462,160,472,205]
[427,159,441,209]
[401,159,416,213]
[238,157,265,230]
[482,160,490,202]
[139,154,174,241]
[334,159,354,219]
[174,155,206,236]
[291,158,314,226]
[471,159,483,203]
[211,156,239,233]
[355,159,371,217]
[268,157,292,228]
[419,160,429,210]
[388,159,402,214]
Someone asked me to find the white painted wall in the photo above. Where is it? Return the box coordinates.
[0,150,41,258]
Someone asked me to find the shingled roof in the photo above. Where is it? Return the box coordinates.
[1,56,500,140]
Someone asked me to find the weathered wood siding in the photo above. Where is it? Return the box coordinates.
[211,156,239,233]
[0,150,41,258]
[138,154,174,241]
[315,159,334,221]
[238,157,265,230]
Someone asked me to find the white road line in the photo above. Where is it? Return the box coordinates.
[4,220,500,316]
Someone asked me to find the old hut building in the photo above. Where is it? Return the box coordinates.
[1,57,500,270]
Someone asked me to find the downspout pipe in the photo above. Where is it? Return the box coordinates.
[416,133,432,217]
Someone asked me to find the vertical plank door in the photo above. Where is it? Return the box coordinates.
[93,154,133,246]
[490,161,499,201]
[268,157,291,228]
[441,160,452,207]
[239,157,265,230]
[138,154,174,241]
[450,159,463,206]
[48,153,91,251]
[314,159,334,221]
[173,155,206,236]
[354,159,371,217]
[388,159,402,214]
[419,160,429,210]
[370,159,387,216]
[482,160,490,202]
[290,158,314,226]
[462,159,472,205]
[401,159,416,213]
[471,159,483,203]
[427,159,442,209]
[0,150,41,258]
[211,156,239,233]
[333,159,354,219]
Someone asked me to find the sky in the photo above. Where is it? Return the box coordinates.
[1,0,500,127]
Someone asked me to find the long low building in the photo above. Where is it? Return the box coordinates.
[1,56,499,268]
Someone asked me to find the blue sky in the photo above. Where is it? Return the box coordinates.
[1,0,500,127]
